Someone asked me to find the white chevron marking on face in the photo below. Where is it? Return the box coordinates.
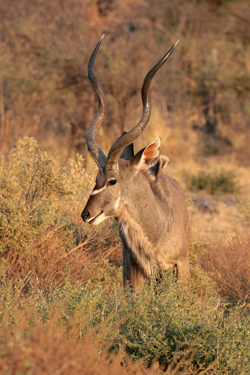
[114,196,120,210]
[87,212,107,225]
[91,186,106,195]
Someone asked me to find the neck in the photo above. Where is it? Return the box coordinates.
[118,172,167,245]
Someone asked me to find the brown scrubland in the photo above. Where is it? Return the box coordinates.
[0,0,250,374]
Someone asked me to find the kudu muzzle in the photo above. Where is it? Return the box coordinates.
[81,210,90,222]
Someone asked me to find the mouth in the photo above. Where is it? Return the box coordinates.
[89,211,104,224]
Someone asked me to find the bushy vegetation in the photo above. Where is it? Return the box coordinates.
[1,272,250,374]
[185,169,237,195]
[0,137,88,256]
[1,139,250,374]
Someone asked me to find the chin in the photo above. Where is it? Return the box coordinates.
[90,212,107,225]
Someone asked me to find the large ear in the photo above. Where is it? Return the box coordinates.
[120,143,134,160]
[131,137,161,170]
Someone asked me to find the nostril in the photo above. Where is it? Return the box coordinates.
[81,211,90,222]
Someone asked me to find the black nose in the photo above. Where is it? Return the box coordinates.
[81,211,90,222]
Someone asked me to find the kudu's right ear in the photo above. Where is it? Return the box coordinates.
[131,137,161,171]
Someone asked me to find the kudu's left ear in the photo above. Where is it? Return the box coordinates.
[120,143,134,160]
[131,137,161,170]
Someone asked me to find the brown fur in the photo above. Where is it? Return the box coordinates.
[141,155,170,186]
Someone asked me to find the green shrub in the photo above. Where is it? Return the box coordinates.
[185,169,237,195]
[1,272,250,374]
[0,137,93,256]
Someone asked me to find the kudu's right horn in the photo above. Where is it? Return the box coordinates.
[86,35,107,172]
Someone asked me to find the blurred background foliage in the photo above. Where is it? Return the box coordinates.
[0,0,250,165]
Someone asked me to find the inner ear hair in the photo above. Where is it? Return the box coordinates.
[142,138,161,163]
[132,137,162,171]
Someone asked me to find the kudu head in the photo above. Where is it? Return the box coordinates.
[81,36,178,225]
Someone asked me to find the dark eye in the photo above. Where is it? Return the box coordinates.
[109,179,117,186]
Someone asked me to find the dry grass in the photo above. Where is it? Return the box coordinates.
[1,223,121,291]
[201,233,250,303]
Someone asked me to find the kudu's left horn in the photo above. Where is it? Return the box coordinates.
[105,40,179,171]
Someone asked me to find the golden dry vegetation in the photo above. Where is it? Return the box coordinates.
[1,0,250,374]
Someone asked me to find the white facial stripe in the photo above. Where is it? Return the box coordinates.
[91,186,106,195]
[114,196,121,210]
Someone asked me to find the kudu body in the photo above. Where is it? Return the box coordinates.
[81,36,191,288]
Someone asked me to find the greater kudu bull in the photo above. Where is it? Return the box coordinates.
[81,36,191,288]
